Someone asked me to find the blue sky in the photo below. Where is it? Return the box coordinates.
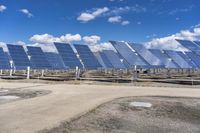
[0,0,200,47]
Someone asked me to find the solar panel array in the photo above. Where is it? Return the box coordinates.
[194,41,200,46]
[176,40,200,52]
[129,43,164,68]
[110,41,147,67]
[185,52,200,68]
[164,50,192,69]
[2,39,200,70]
[45,52,66,70]
[7,44,31,70]
[54,42,82,69]
[0,48,11,69]
[149,49,179,68]
[27,46,52,69]
[101,50,126,69]
[176,51,197,68]
[96,52,113,69]
[74,44,102,69]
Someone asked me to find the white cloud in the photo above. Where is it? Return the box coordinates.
[108,16,122,23]
[169,5,195,15]
[60,34,81,43]
[28,43,58,53]
[77,13,94,22]
[108,16,130,26]
[107,5,146,16]
[29,33,81,52]
[30,33,113,53]
[109,0,124,2]
[16,41,26,46]
[0,42,8,52]
[145,25,200,51]
[30,33,81,44]
[121,20,130,26]
[88,42,115,52]
[77,7,109,22]
[83,35,101,44]
[19,9,33,18]
[82,35,115,52]
[0,5,6,12]
[30,34,60,44]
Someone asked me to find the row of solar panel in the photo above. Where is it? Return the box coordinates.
[2,43,102,70]
[0,40,200,70]
[110,40,200,69]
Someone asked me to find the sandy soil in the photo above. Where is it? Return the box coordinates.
[45,96,200,133]
[0,82,200,133]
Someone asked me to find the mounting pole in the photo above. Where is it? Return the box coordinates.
[27,66,30,79]
[41,70,44,77]
[132,65,137,82]
[75,66,79,80]
[9,61,13,76]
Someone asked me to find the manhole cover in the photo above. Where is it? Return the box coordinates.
[0,90,9,93]
[129,102,152,108]
[0,96,19,100]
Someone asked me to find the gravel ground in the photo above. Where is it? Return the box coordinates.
[44,96,200,133]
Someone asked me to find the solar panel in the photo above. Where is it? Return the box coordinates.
[54,42,82,69]
[99,52,114,68]
[94,52,107,69]
[45,52,66,70]
[0,48,11,69]
[149,49,179,68]
[129,43,165,68]
[27,46,52,69]
[116,52,131,68]
[185,52,200,68]
[194,41,200,46]
[164,50,192,68]
[110,41,147,67]
[176,51,197,68]
[193,41,200,55]
[7,44,31,70]
[101,50,126,69]
[176,40,200,52]
[74,44,102,69]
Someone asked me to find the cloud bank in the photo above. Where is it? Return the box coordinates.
[145,25,200,51]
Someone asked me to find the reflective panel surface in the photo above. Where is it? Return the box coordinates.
[149,49,179,68]
[45,52,66,70]
[27,46,52,69]
[185,52,200,68]
[101,50,126,69]
[164,50,192,68]
[7,44,31,70]
[0,48,11,69]
[110,41,147,67]
[54,42,82,69]
[129,43,164,68]
[74,44,102,69]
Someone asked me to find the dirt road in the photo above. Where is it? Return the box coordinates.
[0,82,200,133]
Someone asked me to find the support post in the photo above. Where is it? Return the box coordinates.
[75,66,79,80]
[132,65,137,82]
[41,70,44,77]
[27,66,30,79]
[9,69,13,76]
[9,61,13,77]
